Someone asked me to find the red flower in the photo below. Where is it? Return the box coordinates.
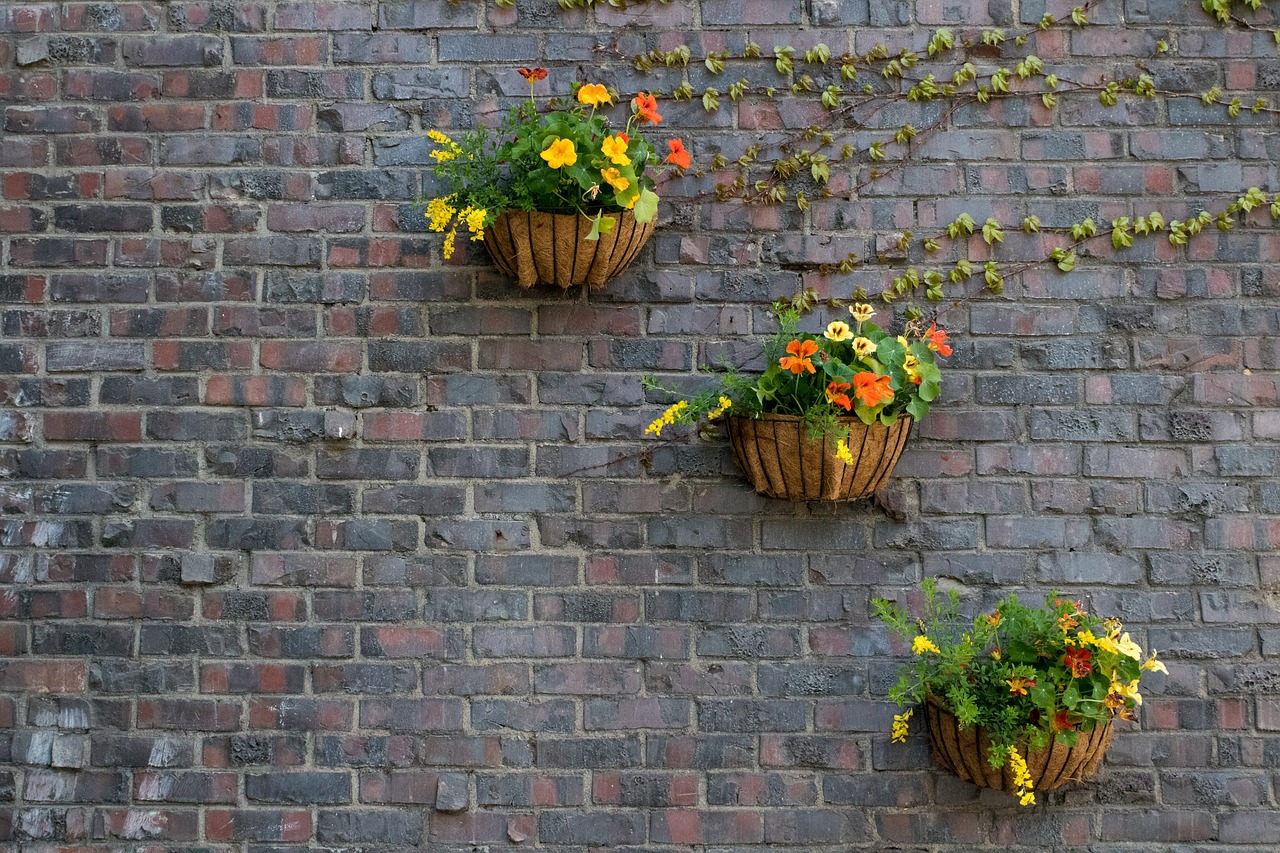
[825,380,852,411]
[1052,709,1077,732]
[633,91,662,124]
[778,339,818,374]
[665,138,691,169]
[1063,646,1092,678]
[852,372,894,407]
[517,67,548,82]
[924,322,953,357]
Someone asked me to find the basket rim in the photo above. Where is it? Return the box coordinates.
[726,412,914,426]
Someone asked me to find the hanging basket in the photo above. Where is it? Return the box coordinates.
[924,695,1114,794]
[724,413,912,501]
[484,209,654,289]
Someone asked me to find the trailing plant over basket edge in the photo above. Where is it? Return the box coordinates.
[424,69,689,261]
[642,289,950,452]
[874,579,1168,806]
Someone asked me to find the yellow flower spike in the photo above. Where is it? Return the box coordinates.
[427,129,462,162]
[824,321,854,342]
[835,439,855,465]
[1009,747,1035,807]
[601,134,632,166]
[891,709,913,743]
[911,635,940,655]
[463,207,487,242]
[708,396,732,420]
[646,401,689,437]
[425,197,457,233]
[443,227,457,260]
[541,137,578,169]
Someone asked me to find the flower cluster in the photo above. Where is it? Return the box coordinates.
[642,290,948,438]
[874,579,1167,805]
[424,70,689,259]
[1008,747,1035,806]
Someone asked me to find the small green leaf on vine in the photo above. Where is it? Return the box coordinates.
[984,262,1004,293]
[950,258,973,282]
[728,79,749,101]
[702,88,720,112]
[923,238,941,252]
[928,29,954,56]
[1051,248,1077,271]
[1071,6,1089,25]
[744,40,762,58]
[894,124,917,145]
[774,45,795,74]
[804,43,831,64]
[1071,218,1098,240]
[1111,217,1134,249]
[1015,55,1043,79]
[982,218,1005,245]
[1023,215,1041,233]
[705,51,727,74]
[868,141,886,161]
[947,213,976,239]
[822,85,841,109]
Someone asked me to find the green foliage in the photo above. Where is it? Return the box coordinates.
[643,294,950,438]
[874,579,1165,766]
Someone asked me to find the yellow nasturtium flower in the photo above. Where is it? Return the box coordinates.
[601,134,631,166]
[824,321,854,342]
[576,82,610,106]
[541,137,578,169]
[600,167,630,193]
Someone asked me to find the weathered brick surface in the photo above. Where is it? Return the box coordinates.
[0,0,1276,848]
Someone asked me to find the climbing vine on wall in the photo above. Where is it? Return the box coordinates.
[454,0,1280,313]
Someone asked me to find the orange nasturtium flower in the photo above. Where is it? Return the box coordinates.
[600,168,630,193]
[778,339,818,374]
[540,137,577,169]
[852,372,893,407]
[633,91,662,124]
[825,381,853,411]
[576,82,610,106]
[925,322,953,357]
[601,134,631,166]
[665,138,691,169]
[517,67,548,82]
[1006,676,1036,696]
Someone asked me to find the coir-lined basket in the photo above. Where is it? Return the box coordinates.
[485,209,654,289]
[924,694,1114,793]
[724,413,912,501]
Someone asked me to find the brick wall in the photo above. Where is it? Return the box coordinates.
[2,0,1278,848]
